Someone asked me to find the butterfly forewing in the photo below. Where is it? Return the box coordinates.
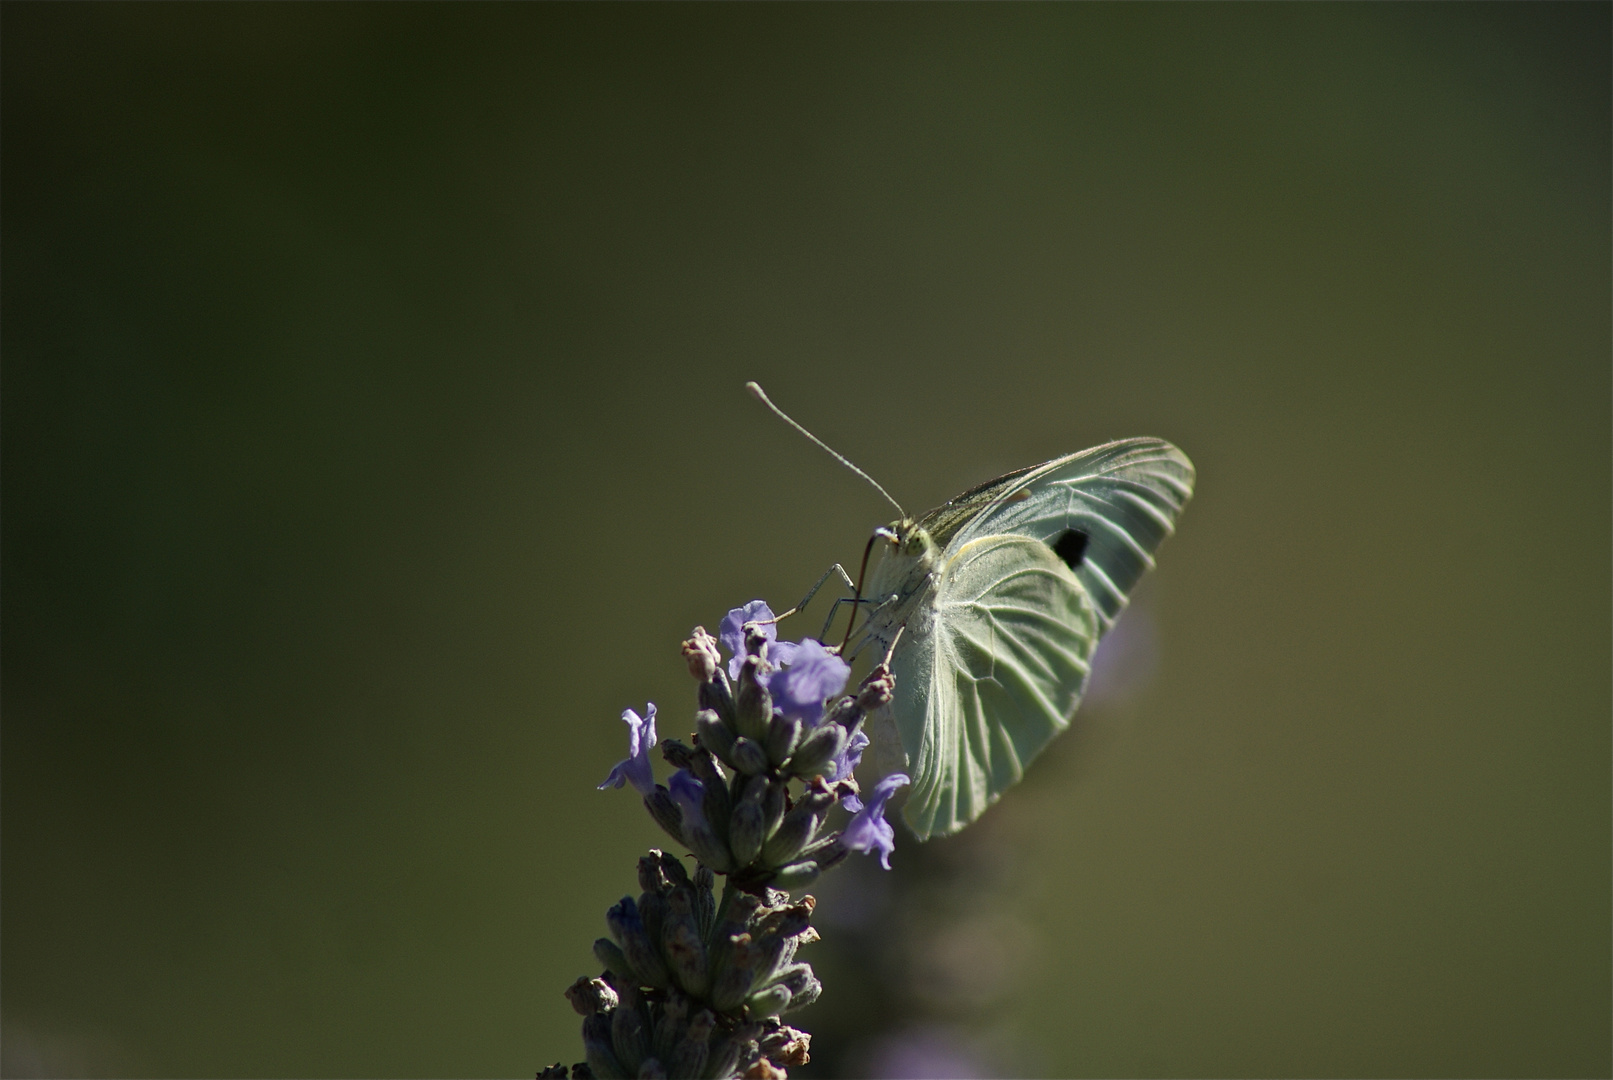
[889,437,1194,838]
[946,438,1195,627]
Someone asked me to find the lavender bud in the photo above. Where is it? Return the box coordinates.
[748,918,802,990]
[667,772,733,873]
[698,668,738,730]
[822,694,861,731]
[706,1033,753,1080]
[610,985,650,1073]
[681,627,722,683]
[759,1026,811,1067]
[592,939,636,986]
[670,1009,713,1079]
[763,779,788,840]
[565,976,619,1017]
[660,890,709,997]
[787,722,847,778]
[656,850,690,888]
[582,1014,624,1080]
[808,834,850,872]
[765,713,802,767]
[636,853,668,897]
[770,860,821,891]
[730,736,769,776]
[735,656,774,743]
[606,898,670,989]
[650,990,688,1064]
[727,775,769,867]
[710,932,760,1012]
[667,743,731,836]
[746,983,792,1018]
[638,893,668,959]
[658,739,696,772]
[642,787,684,847]
[761,781,836,866]
[693,864,715,936]
[781,973,821,1012]
[771,963,817,997]
[857,662,896,711]
[694,710,736,765]
[758,896,815,941]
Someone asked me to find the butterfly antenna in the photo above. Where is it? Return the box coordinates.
[746,382,906,519]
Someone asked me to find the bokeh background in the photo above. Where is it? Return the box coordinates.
[3,4,1608,1078]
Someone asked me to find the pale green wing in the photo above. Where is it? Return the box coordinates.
[895,534,1100,839]
[934,438,1194,629]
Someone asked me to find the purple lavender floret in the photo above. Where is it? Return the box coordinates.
[597,703,658,795]
[667,769,709,832]
[719,600,777,680]
[844,772,910,870]
[832,729,872,811]
[768,637,850,726]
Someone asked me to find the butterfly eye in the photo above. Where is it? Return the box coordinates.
[1052,529,1089,571]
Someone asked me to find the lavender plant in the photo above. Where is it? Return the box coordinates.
[541,602,909,1080]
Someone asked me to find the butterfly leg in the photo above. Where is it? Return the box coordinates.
[765,563,863,640]
[785,563,857,620]
[819,595,879,642]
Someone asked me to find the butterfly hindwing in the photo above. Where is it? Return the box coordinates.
[897,534,1100,839]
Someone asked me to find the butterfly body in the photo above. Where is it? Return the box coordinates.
[853,437,1195,840]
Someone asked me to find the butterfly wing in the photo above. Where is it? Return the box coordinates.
[895,534,1100,839]
[893,438,1195,838]
[943,438,1195,629]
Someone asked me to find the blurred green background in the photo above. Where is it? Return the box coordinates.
[3,4,1608,1077]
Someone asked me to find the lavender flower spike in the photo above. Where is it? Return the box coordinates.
[844,772,910,870]
[597,703,658,795]
[769,638,850,727]
[719,600,776,681]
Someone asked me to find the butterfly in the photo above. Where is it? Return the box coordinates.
[849,439,1195,840]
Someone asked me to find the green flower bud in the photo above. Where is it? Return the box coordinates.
[610,984,650,1073]
[745,983,792,1018]
[787,721,847,778]
[765,714,802,767]
[727,775,769,867]
[583,1013,625,1080]
[770,860,821,892]
[761,782,835,866]
[694,709,736,766]
[735,656,774,742]
[693,865,716,937]
[642,787,684,848]
[651,989,688,1065]
[607,897,670,989]
[730,736,769,776]
[592,938,636,986]
[660,890,709,998]
[564,976,619,1017]
[763,779,788,839]
[671,1009,714,1079]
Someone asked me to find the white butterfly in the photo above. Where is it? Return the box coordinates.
[850,439,1195,840]
[745,384,1194,842]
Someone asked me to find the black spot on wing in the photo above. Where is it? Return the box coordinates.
[1052,529,1089,570]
